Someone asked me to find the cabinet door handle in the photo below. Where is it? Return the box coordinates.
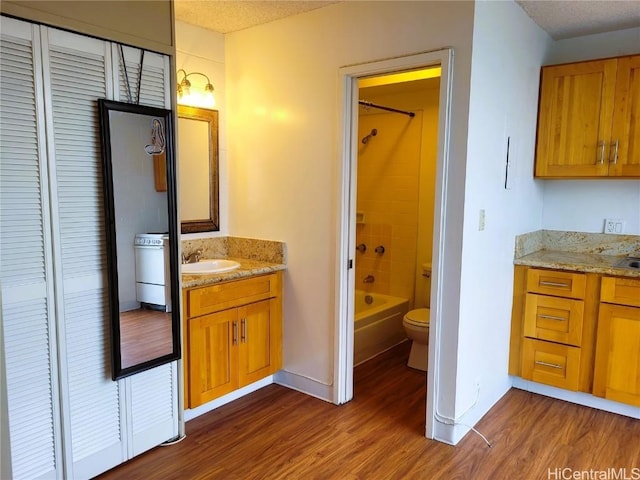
[539,281,570,288]
[537,314,566,321]
[535,360,563,369]
[597,140,606,164]
[609,139,619,164]
[241,318,247,343]
[233,321,238,346]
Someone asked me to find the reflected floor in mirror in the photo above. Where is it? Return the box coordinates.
[120,309,173,369]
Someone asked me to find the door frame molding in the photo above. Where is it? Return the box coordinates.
[334,48,454,439]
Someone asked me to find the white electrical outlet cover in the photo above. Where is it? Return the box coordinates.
[604,218,626,234]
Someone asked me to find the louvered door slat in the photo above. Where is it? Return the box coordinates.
[1,19,60,479]
[45,28,124,477]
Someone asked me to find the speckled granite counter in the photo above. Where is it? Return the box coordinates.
[181,257,286,289]
[181,236,287,289]
[514,230,640,278]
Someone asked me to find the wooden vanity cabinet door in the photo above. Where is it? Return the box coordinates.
[237,300,272,387]
[535,59,617,178]
[189,309,239,408]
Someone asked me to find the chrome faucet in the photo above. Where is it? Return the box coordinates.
[363,275,375,283]
[182,249,202,264]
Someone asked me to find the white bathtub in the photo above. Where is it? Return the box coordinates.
[354,290,409,366]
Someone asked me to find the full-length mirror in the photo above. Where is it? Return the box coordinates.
[98,99,181,380]
[178,105,219,233]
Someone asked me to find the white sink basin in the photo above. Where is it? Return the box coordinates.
[182,259,241,274]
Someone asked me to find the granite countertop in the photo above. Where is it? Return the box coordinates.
[181,257,286,289]
[515,250,640,278]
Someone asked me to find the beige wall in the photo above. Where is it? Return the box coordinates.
[1,1,174,54]
[355,84,439,307]
[175,21,227,238]
[226,1,475,394]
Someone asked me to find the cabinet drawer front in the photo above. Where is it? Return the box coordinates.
[524,294,584,346]
[188,274,277,317]
[522,338,581,391]
[526,269,586,299]
[601,276,640,307]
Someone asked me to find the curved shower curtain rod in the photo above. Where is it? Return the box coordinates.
[359,100,415,118]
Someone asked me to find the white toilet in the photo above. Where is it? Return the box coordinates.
[403,263,431,371]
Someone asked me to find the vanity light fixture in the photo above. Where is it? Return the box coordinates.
[177,68,215,108]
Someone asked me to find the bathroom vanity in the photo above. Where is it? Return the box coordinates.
[181,238,286,409]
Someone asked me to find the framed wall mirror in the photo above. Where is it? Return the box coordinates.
[98,99,181,380]
[177,105,219,233]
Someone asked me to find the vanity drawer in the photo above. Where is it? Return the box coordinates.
[522,338,581,391]
[523,294,584,346]
[187,273,279,318]
[600,276,640,307]
[526,269,586,299]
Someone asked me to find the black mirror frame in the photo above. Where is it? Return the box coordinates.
[98,99,181,380]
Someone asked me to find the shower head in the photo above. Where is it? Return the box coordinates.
[361,128,378,144]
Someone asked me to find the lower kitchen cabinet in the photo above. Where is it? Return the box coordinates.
[510,266,640,407]
[184,272,283,408]
[592,277,640,407]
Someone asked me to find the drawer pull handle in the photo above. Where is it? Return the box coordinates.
[537,314,565,321]
[539,281,570,288]
[241,318,247,343]
[535,360,562,369]
[233,321,238,346]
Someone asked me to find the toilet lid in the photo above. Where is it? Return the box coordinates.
[405,308,430,327]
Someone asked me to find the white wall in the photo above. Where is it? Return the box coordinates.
[453,0,550,443]
[226,1,475,407]
[541,27,640,235]
[175,21,228,238]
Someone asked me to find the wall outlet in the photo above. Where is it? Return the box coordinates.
[604,218,626,234]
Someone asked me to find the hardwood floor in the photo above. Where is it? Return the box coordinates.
[98,341,640,479]
[120,308,173,368]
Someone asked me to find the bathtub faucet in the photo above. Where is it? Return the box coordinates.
[363,275,375,283]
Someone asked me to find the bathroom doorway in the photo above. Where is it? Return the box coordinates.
[335,50,454,440]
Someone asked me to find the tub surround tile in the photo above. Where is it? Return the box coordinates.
[180,236,286,289]
[514,230,640,278]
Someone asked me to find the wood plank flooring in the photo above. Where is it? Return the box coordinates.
[120,308,173,368]
[98,341,640,479]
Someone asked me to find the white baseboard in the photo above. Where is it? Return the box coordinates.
[434,377,512,446]
[273,370,334,403]
[184,376,274,422]
[511,376,640,419]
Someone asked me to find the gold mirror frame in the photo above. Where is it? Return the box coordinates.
[177,105,219,233]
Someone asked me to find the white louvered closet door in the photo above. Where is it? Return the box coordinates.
[41,28,125,478]
[115,45,179,458]
[0,17,62,480]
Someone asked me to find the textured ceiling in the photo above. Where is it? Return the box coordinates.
[174,1,338,34]
[174,0,640,39]
[517,0,640,39]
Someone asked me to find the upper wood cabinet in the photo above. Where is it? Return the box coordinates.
[535,55,640,178]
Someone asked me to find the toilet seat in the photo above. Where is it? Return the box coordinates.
[404,308,430,327]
